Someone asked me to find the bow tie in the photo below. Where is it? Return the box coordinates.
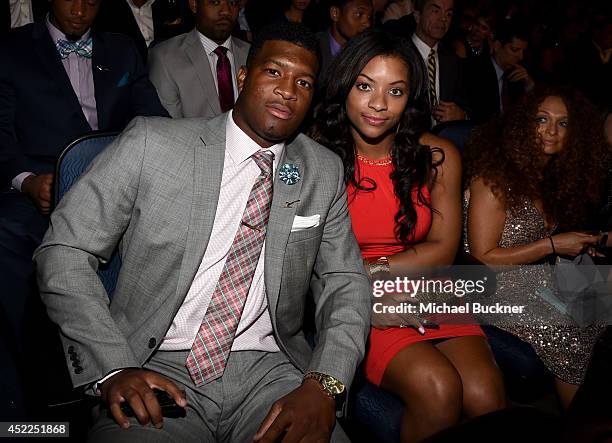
[56,37,93,59]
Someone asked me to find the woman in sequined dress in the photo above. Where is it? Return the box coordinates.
[310,29,505,443]
[463,85,610,408]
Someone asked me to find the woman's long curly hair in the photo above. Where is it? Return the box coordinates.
[308,29,438,245]
[464,85,609,230]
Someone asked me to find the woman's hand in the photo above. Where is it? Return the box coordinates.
[371,293,426,335]
[551,232,602,256]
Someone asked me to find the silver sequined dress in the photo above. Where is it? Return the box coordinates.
[464,194,602,384]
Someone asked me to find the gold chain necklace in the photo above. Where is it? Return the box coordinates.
[356,153,392,166]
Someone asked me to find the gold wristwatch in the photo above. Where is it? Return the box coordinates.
[304,371,346,401]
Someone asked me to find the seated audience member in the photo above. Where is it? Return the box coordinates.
[463,86,609,409]
[382,0,413,23]
[464,20,534,124]
[409,0,469,127]
[452,7,494,59]
[148,0,248,118]
[35,22,370,442]
[309,29,505,443]
[94,0,194,62]
[276,0,315,27]
[0,0,168,417]
[565,5,611,111]
[314,0,373,85]
[5,0,49,31]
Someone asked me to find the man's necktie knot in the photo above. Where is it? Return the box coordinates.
[251,150,274,176]
[214,46,228,57]
[56,37,93,59]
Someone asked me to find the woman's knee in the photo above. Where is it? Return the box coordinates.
[462,368,506,417]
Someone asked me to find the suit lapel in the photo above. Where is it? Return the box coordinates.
[33,23,90,129]
[264,139,305,322]
[92,33,114,130]
[184,30,221,116]
[174,115,226,301]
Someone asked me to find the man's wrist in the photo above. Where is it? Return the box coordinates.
[12,172,34,192]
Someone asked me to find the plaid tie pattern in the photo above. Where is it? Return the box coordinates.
[214,46,235,113]
[56,37,93,59]
[186,150,274,385]
[427,48,437,108]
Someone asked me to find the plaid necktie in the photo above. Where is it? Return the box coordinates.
[214,46,234,113]
[56,37,93,59]
[427,48,437,109]
[186,150,274,385]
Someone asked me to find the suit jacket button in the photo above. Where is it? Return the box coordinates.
[72,361,80,367]
[148,338,156,349]
[70,354,78,361]
[74,367,83,374]
[68,346,75,354]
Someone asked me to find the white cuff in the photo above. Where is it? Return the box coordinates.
[92,369,124,396]
[11,172,34,191]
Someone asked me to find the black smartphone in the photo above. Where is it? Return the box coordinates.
[119,389,186,418]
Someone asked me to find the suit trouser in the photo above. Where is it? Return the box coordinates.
[0,191,50,418]
[89,350,350,443]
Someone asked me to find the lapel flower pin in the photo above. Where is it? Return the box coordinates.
[279,163,300,185]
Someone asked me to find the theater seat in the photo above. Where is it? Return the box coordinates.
[54,132,120,298]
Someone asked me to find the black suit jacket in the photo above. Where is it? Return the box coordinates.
[0,22,168,186]
[94,0,193,62]
[464,56,525,124]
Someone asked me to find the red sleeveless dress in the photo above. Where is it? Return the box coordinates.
[348,157,484,386]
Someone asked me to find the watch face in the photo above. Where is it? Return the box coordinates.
[322,377,345,396]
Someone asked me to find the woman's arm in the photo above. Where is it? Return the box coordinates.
[467,178,601,265]
[385,134,462,276]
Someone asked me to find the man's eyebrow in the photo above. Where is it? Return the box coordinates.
[262,59,317,80]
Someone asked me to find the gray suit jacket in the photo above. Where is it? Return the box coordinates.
[148,30,250,118]
[35,113,371,394]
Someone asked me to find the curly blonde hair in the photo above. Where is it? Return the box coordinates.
[464,85,610,230]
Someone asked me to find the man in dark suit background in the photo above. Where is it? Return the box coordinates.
[94,0,194,61]
[464,20,533,124]
[0,0,167,418]
[314,0,373,85]
[409,0,469,127]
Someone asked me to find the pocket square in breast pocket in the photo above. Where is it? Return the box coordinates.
[291,214,320,232]
[117,72,130,87]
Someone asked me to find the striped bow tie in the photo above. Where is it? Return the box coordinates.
[56,37,93,59]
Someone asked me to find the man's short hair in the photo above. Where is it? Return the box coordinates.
[493,19,530,46]
[246,21,321,70]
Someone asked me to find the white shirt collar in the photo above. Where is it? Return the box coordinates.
[126,0,156,10]
[412,33,438,60]
[492,56,505,81]
[225,111,285,167]
[198,31,233,56]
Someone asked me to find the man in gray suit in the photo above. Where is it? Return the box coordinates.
[148,0,250,119]
[35,22,370,442]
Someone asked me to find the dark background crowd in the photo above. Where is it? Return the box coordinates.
[1,0,611,442]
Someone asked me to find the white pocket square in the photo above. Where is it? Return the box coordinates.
[291,214,320,232]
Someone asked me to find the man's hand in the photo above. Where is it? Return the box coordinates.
[21,173,53,214]
[432,101,467,123]
[253,379,336,443]
[100,368,187,429]
[507,64,534,89]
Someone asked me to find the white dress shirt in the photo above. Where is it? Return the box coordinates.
[126,0,156,47]
[492,56,505,113]
[412,33,440,104]
[197,32,240,101]
[160,111,283,353]
[9,0,33,28]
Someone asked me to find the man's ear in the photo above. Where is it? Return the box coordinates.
[188,0,197,15]
[330,6,340,23]
[237,66,247,93]
[492,40,502,53]
[413,10,421,25]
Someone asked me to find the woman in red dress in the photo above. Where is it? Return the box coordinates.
[309,29,505,442]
